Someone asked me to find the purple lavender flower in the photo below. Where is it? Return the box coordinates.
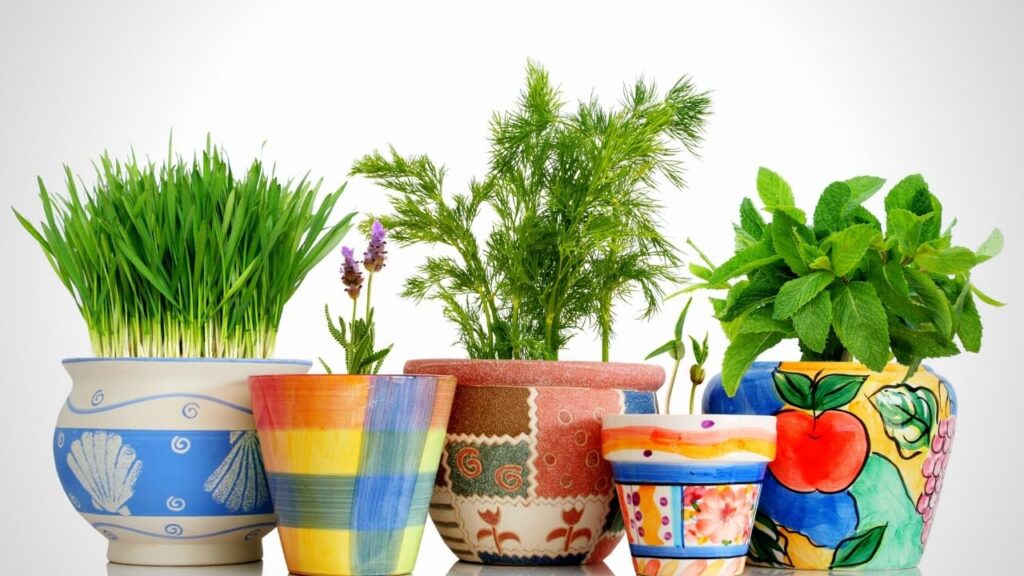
[363,220,388,273]
[340,245,364,300]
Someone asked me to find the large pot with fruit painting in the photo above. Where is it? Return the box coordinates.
[704,362,954,571]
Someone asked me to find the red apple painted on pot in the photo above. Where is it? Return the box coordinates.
[769,370,872,493]
[770,409,869,493]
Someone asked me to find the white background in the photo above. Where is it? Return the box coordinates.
[1,1,1022,574]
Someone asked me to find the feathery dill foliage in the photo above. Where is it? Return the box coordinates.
[13,140,355,358]
[352,63,711,360]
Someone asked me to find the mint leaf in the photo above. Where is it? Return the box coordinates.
[719,274,782,322]
[971,284,1006,307]
[772,371,813,409]
[844,175,886,208]
[722,331,785,396]
[708,241,783,286]
[774,270,835,320]
[828,224,879,277]
[905,268,953,337]
[913,246,977,275]
[757,167,795,212]
[885,174,929,214]
[889,324,959,365]
[772,210,813,275]
[865,254,930,323]
[849,205,882,229]
[737,307,795,335]
[813,182,852,235]
[689,263,713,280]
[957,292,982,352]
[832,282,890,371]
[793,290,833,353]
[739,197,766,239]
[976,228,1004,263]
[886,208,931,255]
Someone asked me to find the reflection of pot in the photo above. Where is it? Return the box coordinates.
[406,359,663,565]
[743,569,921,576]
[445,560,615,576]
[602,414,776,576]
[53,358,311,566]
[704,362,956,570]
[106,560,264,576]
[250,374,456,576]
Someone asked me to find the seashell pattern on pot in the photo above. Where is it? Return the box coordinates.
[53,358,311,566]
[66,430,142,516]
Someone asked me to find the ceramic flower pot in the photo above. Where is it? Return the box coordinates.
[703,362,957,570]
[53,357,311,566]
[601,414,777,576]
[403,359,663,565]
[249,374,457,576]
[445,561,615,575]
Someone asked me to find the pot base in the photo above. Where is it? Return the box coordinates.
[107,541,263,566]
[634,556,745,576]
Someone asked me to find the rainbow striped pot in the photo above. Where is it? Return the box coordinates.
[601,414,776,576]
[249,374,456,576]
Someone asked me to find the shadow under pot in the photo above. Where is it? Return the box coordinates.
[404,359,664,566]
[249,374,457,576]
[601,414,777,576]
[703,361,957,571]
[53,357,312,566]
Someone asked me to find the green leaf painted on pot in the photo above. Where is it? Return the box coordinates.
[773,371,813,410]
[870,384,938,457]
[748,513,792,568]
[814,373,869,413]
[831,524,887,569]
[847,455,924,568]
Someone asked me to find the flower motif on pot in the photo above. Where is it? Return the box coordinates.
[704,362,959,571]
[546,505,593,552]
[476,508,521,555]
[683,485,758,546]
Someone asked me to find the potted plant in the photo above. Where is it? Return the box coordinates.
[352,62,712,565]
[602,299,777,576]
[697,168,1003,570]
[13,140,353,566]
[249,222,457,576]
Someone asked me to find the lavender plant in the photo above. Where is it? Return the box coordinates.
[352,62,711,361]
[321,220,394,374]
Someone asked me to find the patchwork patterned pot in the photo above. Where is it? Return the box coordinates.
[601,414,777,576]
[53,358,311,566]
[704,362,957,570]
[249,374,456,576]
[404,359,663,565]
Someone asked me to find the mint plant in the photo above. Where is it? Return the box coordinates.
[686,168,1004,395]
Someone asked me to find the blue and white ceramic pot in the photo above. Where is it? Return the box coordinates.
[53,358,311,566]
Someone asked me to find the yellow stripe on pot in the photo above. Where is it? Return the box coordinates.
[395,523,425,573]
[278,526,352,575]
[260,429,364,475]
[416,429,447,473]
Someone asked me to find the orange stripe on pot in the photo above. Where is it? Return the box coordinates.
[602,429,776,460]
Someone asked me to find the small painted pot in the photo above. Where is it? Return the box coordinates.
[405,359,663,565]
[249,374,457,576]
[53,357,311,566]
[601,414,777,576]
[704,362,956,570]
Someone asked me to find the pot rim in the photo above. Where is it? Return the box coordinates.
[403,358,664,390]
[752,360,931,373]
[602,412,777,428]
[63,357,312,366]
[249,373,456,384]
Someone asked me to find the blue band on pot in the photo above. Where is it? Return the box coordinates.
[630,543,748,559]
[611,462,768,485]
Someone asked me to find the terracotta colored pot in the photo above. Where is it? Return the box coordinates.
[704,362,956,570]
[404,359,663,565]
[601,414,776,576]
[249,374,456,576]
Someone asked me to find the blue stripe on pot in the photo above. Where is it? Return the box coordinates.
[701,361,785,415]
[623,390,658,414]
[54,428,273,516]
[630,544,749,559]
[611,462,767,485]
[267,472,435,530]
[353,375,438,573]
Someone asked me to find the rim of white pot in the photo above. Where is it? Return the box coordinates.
[63,357,313,366]
[603,412,777,429]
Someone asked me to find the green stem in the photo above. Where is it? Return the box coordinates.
[664,358,680,415]
[688,380,698,416]
[348,297,358,373]
[365,272,374,320]
[839,349,853,362]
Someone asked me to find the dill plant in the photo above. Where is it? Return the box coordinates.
[13,139,355,358]
[352,63,711,361]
